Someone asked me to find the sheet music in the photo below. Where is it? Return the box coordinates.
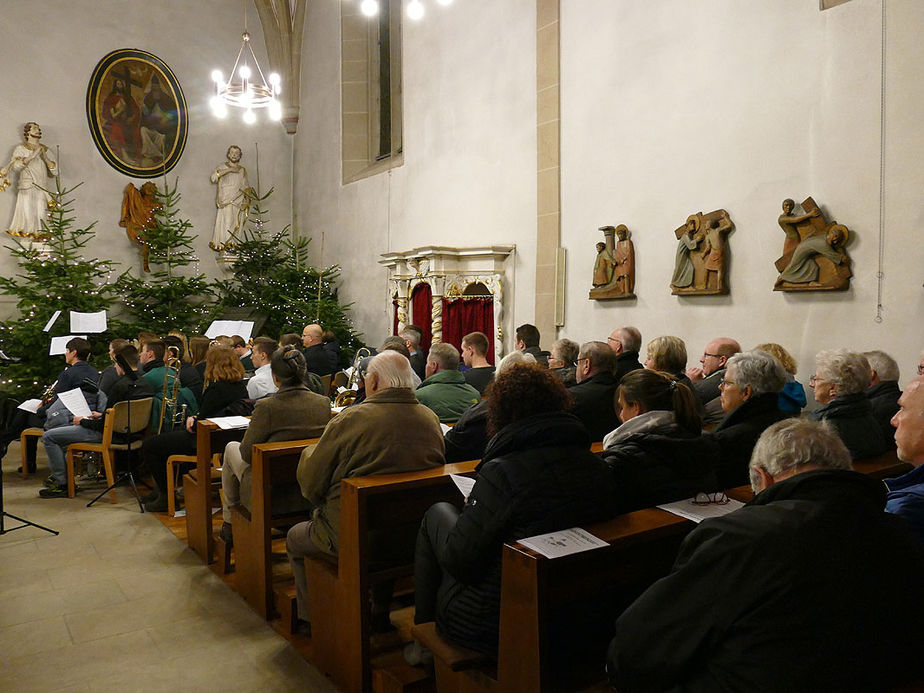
[205,416,251,430]
[43,310,62,332]
[17,398,42,413]
[657,497,745,524]
[69,310,107,333]
[440,423,452,435]
[331,405,346,414]
[49,335,87,356]
[450,474,476,500]
[518,527,609,559]
[57,388,92,418]
[205,320,255,341]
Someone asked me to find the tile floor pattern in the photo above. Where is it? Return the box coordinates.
[0,441,338,692]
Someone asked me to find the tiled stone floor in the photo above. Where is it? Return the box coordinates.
[0,441,337,692]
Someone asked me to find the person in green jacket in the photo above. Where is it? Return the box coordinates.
[416,342,480,423]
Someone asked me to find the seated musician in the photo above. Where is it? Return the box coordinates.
[140,346,249,512]
[219,346,331,545]
[607,418,924,692]
[408,363,615,661]
[286,350,444,635]
[709,350,787,487]
[601,369,718,512]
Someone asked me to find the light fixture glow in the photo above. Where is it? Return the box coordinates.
[360,0,379,17]
[407,0,425,20]
[211,69,224,84]
[269,100,282,121]
[239,64,251,80]
[243,109,256,124]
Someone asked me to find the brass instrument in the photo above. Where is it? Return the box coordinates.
[157,345,187,434]
[332,347,373,408]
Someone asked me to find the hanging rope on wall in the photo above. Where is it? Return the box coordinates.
[874,0,886,323]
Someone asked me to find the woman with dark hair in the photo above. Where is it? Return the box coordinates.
[602,369,718,513]
[409,363,616,659]
[188,335,210,379]
[219,346,332,544]
[141,346,249,512]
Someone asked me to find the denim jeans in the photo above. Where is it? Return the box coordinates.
[41,425,102,485]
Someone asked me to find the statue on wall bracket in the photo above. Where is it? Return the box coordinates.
[773,196,851,292]
[120,181,161,272]
[670,209,734,295]
[0,122,58,249]
[590,224,635,300]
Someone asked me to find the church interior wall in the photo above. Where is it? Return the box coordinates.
[558,0,923,381]
[0,0,294,321]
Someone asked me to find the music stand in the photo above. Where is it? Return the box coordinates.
[0,467,59,536]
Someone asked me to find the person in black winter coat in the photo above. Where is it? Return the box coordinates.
[569,341,620,441]
[809,349,887,460]
[864,349,902,449]
[607,419,924,693]
[710,350,788,487]
[601,369,717,513]
[412,363,616,656]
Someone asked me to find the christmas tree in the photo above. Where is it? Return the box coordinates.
[116,178,216,336]
[215,189,363,366]
[0,178,117,398]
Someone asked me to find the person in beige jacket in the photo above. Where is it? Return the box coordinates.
[287,350,445,631]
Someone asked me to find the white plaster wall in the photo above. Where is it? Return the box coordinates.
[296,0,537,345]
[0,0,294,321]
[560,0,923,391]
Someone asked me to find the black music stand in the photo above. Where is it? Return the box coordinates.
[1,468,59,536]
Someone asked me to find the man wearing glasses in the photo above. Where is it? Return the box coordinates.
[607,418,924,691]
[685,337,740,426]
[606,326,644,383]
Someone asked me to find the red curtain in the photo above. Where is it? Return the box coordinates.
[441,298,495,363]
[392,300,399,335]
[411,283,433,355]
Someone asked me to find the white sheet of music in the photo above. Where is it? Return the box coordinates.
[69,310,107,333]
[43,310,62,332]
[450,474,476,500]
[518,527,609,559]
[57,388,92,418]
[17,398,42,413]
[49,335,87,355]
[205,416,250,430]
[657,498,745,524]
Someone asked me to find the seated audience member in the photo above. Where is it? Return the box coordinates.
[608,326,644,382]
[322,328,341,369]
[514,323,550,366]
[410,363,615,658]
[460,331,495,395]
[643,335,694,392]
[710,350,787,487]
[400,325,427,381]
[141,346,249,512]
[570,341,621,440]
[246,337,279,400]
[443,351,535,463]
[287,351,444,633]
[39,345,154,498]
[136,331,158,351]
[884,376,924,544]
[219,346,331,545]
[548,338,579,387]
[164,334,204,403]
[607,418,924,693]
[685,337,740,426]
[280,332,326,394]
[755,342,806,414]
[188,335,210,379]
[380,336,422,387]
[602,369,716,513]
[300,323,335,377]
[863,349,902,449]
[416,343,480,423]
[98,338,129,396]
[231,335,254,372]
[809,349,887,459]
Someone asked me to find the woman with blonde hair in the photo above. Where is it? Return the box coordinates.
[140,346,249,512]
[754,342,806,415]
[644,335,694,391]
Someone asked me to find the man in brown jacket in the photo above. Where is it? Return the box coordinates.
[286,350,445,631]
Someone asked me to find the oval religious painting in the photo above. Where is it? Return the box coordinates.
[86,49,187,178]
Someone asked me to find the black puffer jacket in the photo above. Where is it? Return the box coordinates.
[710,392,787,487]
[443,399,489,463]
[602,433,721,513]
[867,380,900,450]
[569,371,620,441]
[810,393,888,460]
[436,412,616,654]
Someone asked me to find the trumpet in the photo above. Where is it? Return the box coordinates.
[332,347,373,408]
[158,345,187,433]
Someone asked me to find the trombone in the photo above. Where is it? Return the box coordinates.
[332,347,372,407]
[158,345,187,434]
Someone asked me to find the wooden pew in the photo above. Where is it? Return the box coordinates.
[183,419,247,564]
[304,460,480,693]
[231,437,319,619]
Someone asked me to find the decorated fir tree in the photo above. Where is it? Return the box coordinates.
[0,178,117,398]
[116,178,216,336]
[216,189,363,366]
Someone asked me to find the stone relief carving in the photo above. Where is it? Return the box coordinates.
[590,224,635,300]
[773,196,852,292]
[670,209,734,295]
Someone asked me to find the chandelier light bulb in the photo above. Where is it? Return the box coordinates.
[239,64,251,80]
[243,109,256,124]
[407,0,424,20]
[360,0,379,17]
[211,69,224,84]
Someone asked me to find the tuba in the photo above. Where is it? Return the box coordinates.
[332,347,373,407]
[157,345,187,433]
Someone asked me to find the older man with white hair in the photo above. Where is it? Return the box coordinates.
[863,349,901,448]
[286,350,445,633]
[884,376,924,545]
[608,418,924,692]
